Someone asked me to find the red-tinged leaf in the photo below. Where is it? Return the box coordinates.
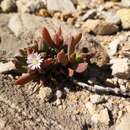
[15,72,38,85]
[56,50,68,64]
[53,27,63,47]
[75,63,88,73]
[68,68,74,77]
[67,36,75,60]
[67,33,82,60]
[42,27,56,48]
[26,47,34,55]
[41,58,53,69]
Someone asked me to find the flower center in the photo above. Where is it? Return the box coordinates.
[32,59,39,65]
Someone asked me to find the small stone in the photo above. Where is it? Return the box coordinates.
[105,78,114,86]
[91,114,99,124]
[37,9,50,17]
[120,85,127,92]
[64,87,70,93]
[107,39,120,56]
[75,23,81,28]
[16,0,46,13]
[82,19,118,35]
[86,102,96,115]
[38,87,53,102]
[67,17,76,25]
[47,0,76,12]
[82,9,96,21]
[8,14,23,37]
[110,58,130,79]
[1,0,16,12]
[56,99,62,105]
[121,0,130,7]
[0,61,16,73]
[100,11,121,25]
[90,94,105,104]
[56,90,62,99]
[115,113,130,130]
[117,9,130,29]
[53,12,61,19]
[99,108,110,125]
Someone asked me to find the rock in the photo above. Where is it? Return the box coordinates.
[90,94,105,104]
[110,58,130,79]
[56,90,63,99]
[91,108,110,125]
[82,19,118,35]
[47,0,76,12]
[38,87,53,102]
[100,11,121,25]
[117,9,130,29]
[121,0,130,7]
[115,113,130,130]
[8,14,23,37]
[82,9,97,21]
[86,102,97,115]
[1,0,16,12]
[91,114,99,124]
[107,39,120,56]
[0,61,16,73]
[16,0,46,13]
[99,108,110,125]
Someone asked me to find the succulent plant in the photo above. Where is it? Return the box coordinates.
[12,27,95,85]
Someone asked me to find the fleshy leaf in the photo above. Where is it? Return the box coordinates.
[41,58,53,69]
[53,27,63,47]
[75,63,88,73]
[56,50,68,64]
[67,36,75,60]
[68,68,74,77]
[42,27,56,48]
[15,72,38,85]
[67,33,82,60]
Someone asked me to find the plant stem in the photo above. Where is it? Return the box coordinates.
[72,79,130,97]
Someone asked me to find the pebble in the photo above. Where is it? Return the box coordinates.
[110,58,130,79]
[1,0,16,12]
[37,9,50,17]
[117,9,130,29]
[115,113,130,130]
[8,14,23,37]
[90,94,105,104]
[47,0,76,12]
[16,0,46,13]
[121,0,130,7]
[100,11,121,25]
[82,19,118,35]
[0,61,16,73]
[86,102,97,115]
[107,39,120,56]
[82,9,97,21]
[99,108,110,125]
[38,87,53,102]
[56,90,63,99]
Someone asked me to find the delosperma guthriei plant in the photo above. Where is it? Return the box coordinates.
[12,27,95,85]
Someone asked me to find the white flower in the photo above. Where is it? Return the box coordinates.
[27,53,43,70]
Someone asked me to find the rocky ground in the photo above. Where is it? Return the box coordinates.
[0,0,130,130]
